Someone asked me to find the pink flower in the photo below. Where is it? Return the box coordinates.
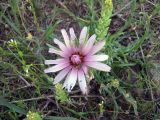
[44,27,111,94]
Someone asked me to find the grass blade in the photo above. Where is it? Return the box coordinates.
[0,96,27,115]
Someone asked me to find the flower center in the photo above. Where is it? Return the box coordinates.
[70,54,82,65]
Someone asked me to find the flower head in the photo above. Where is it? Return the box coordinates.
[26,32,33,40]
[7,39,18,47]
[44,27,111,94]
[26,111,42,120]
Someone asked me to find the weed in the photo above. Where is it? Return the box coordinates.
[0,0,160,120]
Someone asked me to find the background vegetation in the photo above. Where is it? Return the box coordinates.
[0,0,160,119]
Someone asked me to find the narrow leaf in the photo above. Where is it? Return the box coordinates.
[0,96,27,115]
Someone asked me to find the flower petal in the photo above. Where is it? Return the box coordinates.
[61,29,70,47]
[69,28,76,41]
[53,66,72,84]
[85,55,109,62]
[79,26,87,45]
[48,48,64,57]
[82,65,88,74]
[63,68,78,92]
[89,41,105,55]
[44,59,65,64]
[78,69,88,94]
[44,62,69,73]
[82,34,96,55]
[54,38,67,51]
[85,61,111,72]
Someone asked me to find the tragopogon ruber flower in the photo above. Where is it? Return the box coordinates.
[44,27,111,94]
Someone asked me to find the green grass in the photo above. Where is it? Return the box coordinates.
[0,0,160,120]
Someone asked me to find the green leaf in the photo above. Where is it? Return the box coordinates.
[125,15,151,53]
[10,0,20,29]
[18,51,24,58]
[0,11,21,35]
[107,17,132,44]
[0,96,27,115]
[10,0,19,15]
[43,21,61,40]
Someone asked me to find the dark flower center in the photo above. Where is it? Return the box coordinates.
[70,54,82,65]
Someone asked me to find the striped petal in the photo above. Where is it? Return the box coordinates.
[53,66,72,84]
[63,68,78,92]
[85,61,111,72]
[89,41,105,55]
[82,65,88,74]
[44,59,65,65]
[85,55,109,62]
[78,69,88,94]
[44,62,69,73]
[79,27,87,45]
[82,34,96,55]
[54,38,67,51]
[69,28,76,41]
[61,29,70,47]
[48,48,64,57]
